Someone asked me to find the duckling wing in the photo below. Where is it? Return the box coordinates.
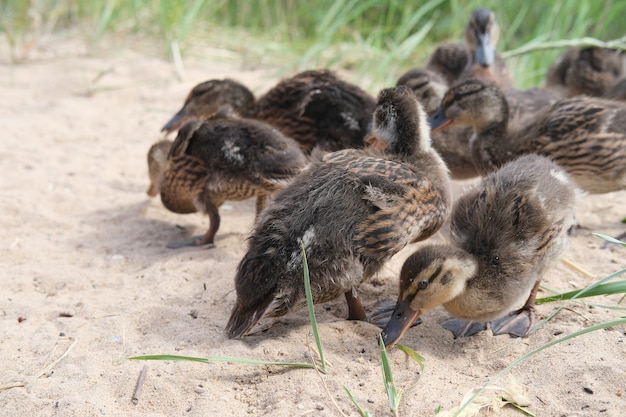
[348,156,449,257]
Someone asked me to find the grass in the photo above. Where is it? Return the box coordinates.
[2,1,626,88]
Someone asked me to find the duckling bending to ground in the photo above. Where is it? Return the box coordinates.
[381,154,580,347]
[225,86,451,338]
[426,8,512,88]
[396,70,557,180]
[162,70,376,153]
[161,79,256,133]
[545,47,624,98]
[148,114,306,248]
[429,78,626,195]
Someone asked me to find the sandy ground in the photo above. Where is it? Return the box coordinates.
[1,33,626,417]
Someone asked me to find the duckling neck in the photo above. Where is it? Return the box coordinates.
[470,97,510,173]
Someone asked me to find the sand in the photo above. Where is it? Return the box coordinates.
[2,33,625,417]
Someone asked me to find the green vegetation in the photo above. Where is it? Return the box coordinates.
[2,0,625,88]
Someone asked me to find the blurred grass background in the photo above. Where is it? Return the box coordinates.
[1,0,625,89]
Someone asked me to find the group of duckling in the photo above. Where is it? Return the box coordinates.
[146,8,626,348]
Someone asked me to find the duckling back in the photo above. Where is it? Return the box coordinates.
[255,70,376,152]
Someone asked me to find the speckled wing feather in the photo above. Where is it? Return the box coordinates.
[346,156,449,257]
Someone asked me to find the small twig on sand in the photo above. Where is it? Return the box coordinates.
[561,258,596,280]
[132,365,149,405]
[33,337,78,380]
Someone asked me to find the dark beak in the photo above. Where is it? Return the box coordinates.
[380,299,422,348]
[475,32,495,67]
[428,106,453,133]
[161,107,188,134]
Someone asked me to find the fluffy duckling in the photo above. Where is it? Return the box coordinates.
[161,79,256,133]
[426,8,512,87]
[150,113,307,248]
[162,70,376,152]
[429,78,626,194]
[225,86,451,338]
[396,70,557,180]
[545,47,624,98]
[381,154,580,347]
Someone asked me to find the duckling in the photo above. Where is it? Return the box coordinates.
[150,113,307,248]
[162,70,376,152]
[425,8,512,88]
[225,86,451,338]
[429,78,626,194]
[161,79,256,133]
[545,47,624,98]
[396,70,557,180]
[381,154,580,347]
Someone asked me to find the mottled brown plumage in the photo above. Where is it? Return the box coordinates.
[161,79,256,133]
[430,78,626,194]
[149,116,306,248]
[162,70,376,152]
[381,155,579,347]
[225,86,451,338]
[545,47,624,98]
[397,69,557,179]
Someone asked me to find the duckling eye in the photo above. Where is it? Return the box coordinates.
[418,280,429,290]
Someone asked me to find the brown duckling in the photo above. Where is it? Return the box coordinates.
[426,8,512,88]
[429,78,626,194]
[150,114,307,248]
[225,86,451,338]
[381,154,580,347]
[161,79,256,133]
[545,47,624,98]
[396,70,557,179]
[162,70,376,152]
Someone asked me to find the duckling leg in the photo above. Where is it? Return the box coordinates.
[490,280,541,337]
[440,319,487,338]
[166,205,219,249]
[344,290,367,321]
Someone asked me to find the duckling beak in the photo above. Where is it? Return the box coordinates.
[428,107,453,133]
[161,107,188,134]
[475,32,495,67]
[380,300,422,348]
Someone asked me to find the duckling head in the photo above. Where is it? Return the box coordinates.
[429,79,507,132]
[146,140,173,197]
[396,69,448,115]
[365,85,431,155]
[465,8,499,68]
[381,245,477,347]
[161,79,255,134]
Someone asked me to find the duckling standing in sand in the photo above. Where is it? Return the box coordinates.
[147,112,306,248]
[226,86,451,338]
[381,154,580,347]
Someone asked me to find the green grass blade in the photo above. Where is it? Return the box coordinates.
[301,242,327,373]
[593,233,626,247]
[379,335,401,414]
[536,280,626,304]
[343,386,373,417]
[396,344,426,370]
[129,354,314,368]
